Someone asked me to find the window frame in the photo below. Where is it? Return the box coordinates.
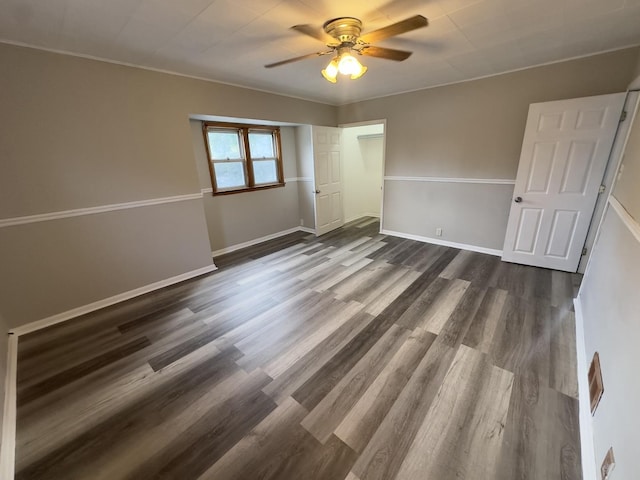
[202,121,285,195]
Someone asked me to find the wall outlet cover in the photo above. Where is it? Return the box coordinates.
[601,447,615,479]
[436,228,443,237]
[589,351,604,415]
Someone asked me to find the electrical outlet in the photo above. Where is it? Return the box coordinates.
[435,228,443,237]
[300,218,304,226]
[601,447,615,479]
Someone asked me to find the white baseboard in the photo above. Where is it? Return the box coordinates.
[380,229,503,257]
[1,263,219,474]
[0,335,18,480]
[211,226,315,257]
[574,296,596,480]
[9,264,218,337]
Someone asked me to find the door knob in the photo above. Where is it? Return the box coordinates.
[514,196,523,203]
[314,189,321,194]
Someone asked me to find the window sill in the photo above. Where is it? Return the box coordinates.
[211,183,286,196]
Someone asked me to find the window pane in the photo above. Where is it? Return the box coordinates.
[213,162,246,189]
[248,132,275,158]
[208,130,242,160]
[253,160,278,184]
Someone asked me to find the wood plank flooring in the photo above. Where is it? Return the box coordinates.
[15,217,583,480]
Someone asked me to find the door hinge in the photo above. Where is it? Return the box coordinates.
[599,185,606,194]
[620,110,627,122]
[582,247,588,256]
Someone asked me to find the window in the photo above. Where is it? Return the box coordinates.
[202,122,284,194]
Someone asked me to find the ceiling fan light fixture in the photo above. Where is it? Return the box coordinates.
[350,65,367,80]
[337,51,362,75]
[322,50,367,83]
[321,58,339,83]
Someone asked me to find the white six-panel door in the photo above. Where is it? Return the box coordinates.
[312,126,344,236]
[502,93,625,272]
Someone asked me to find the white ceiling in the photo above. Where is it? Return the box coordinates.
[1,0,639,105]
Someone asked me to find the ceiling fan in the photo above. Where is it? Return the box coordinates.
[265,15,428,83]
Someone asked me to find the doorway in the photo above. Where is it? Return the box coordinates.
[340,122,386,225]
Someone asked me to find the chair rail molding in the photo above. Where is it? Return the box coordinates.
[0,193,204,228]
[384,176,516,185]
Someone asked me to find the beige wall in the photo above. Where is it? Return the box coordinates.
[384,181,513,250]
[1,43,336,219]
[579,210,640,480]
[614,109,640,222]
[633,48,640,84]
[1,48,197,218]
[630,58,640,90]
[338,47,640,250]
[0,200,212,328]
[578,72,640,479]
[0,43,336,328]
[190,121,302,252]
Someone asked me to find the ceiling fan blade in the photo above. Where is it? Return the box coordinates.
[291,24,336,44]
[265,51,333,68]
[358,15,428,44]
[359,45,412,61]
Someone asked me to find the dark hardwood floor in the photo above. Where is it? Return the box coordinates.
[15,218,582,479]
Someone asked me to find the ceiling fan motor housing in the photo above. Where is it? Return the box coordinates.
[323,17,363,45]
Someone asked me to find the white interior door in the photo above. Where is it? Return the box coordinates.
[312,126,343,236]
[502,93,625,272]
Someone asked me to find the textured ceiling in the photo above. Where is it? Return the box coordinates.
[1,0,639,105]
